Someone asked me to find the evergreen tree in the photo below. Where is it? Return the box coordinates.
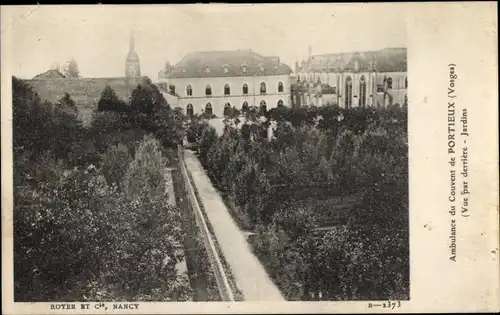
[98,86,128,112]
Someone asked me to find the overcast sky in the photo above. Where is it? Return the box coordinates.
[6,4,407,80]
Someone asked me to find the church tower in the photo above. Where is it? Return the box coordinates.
[125,32,141,81]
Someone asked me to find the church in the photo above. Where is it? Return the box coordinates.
[27,33,144,123]
[292,46,407,108]
[157,49,293,117]
[125,32,141,82]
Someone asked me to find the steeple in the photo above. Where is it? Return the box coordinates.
[125,30,141,80]
[129,31,135,52]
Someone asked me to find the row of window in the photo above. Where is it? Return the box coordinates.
[300,75,408,90]
[203,63,270,75]
[171,81,285,97]
[185,100,285,116]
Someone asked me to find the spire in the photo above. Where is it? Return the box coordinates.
[340,52,344,72]
[129,31,135,52]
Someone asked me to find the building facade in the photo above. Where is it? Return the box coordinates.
[158,50,293,117]
[293,47,407,108]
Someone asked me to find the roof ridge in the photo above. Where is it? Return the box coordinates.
[312,47,407,58]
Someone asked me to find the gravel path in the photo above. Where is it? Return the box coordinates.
[183,150,285,301]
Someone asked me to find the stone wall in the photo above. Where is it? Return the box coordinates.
[25,77,144,109]
[25,77,144,125]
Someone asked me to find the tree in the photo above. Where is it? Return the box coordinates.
[98,86,129,113]
[65,58,80,78]
[130,80,166,115]
[12,77,85,162]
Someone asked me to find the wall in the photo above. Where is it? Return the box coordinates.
[25,77,144,125]
[165,74,292,116]
[25,77,143,109]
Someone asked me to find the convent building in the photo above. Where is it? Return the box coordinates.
[158,49,293,117]
[293,46,407,108]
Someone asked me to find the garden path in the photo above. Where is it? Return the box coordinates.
[183,150,284,301]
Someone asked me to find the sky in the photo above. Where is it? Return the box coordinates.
[5,4,407,80]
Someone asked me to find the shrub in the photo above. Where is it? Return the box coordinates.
[123,135,167,197]
[197,107,409,301]
[197,125,218,166]
[101,143,131,189]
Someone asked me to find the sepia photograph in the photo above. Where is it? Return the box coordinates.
[1,3,498,314]
[8,4,408,303]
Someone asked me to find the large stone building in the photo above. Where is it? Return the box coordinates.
[158,50,293,117]
[293,46,407,108]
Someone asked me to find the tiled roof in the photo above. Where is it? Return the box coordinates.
[166,50,293,79]
[33,69,66,79]
[303,47,407,73]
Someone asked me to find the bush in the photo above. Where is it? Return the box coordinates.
[101,143,131,189]
[197,125,218,167]
[198,107,409,301]
[13,76,192,301]
[14,137,192,301]
[123,135,167,197]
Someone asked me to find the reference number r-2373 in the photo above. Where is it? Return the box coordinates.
[368,301,402,310]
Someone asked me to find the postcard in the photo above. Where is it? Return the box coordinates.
[1,3,498,314]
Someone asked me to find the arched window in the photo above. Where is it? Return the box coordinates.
[387,77,393,89]
[359,75,366,107]
[205,103,213,115]
[259,100,267,116]
[205,85,212,96]
[278,81,284,93]
[186,85,193,96]
[224,102,231,116]
[242,83,248,95]
[277,99,284,107]
[260,82,267,94]
[169,84,176,95]
[242,101,249,113]
[186,104,194,117]
[224,84,230,95]
[345,76,353,108]
[405,77,408,89]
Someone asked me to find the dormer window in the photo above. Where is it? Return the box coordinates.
[259,64,265,72]
[204,65,211,74]
[223,64,229,74]
[242,65,248,74]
